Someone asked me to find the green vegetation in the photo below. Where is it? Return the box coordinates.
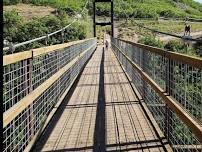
[96,25,111,43]
[3,0,87,18]
[3,10,24,43]
[3,0,202,52]
[194,39,202,57]
[116,20,202,37]
[3,0,202,19]
[97,0,202,19]
[3,9,93,53]
[3,0,85,11]
[137,35,202,145]
[164,39,196,55]
[138,35,164,48]
[3,0,202,150]
[131,20,202,33]
[138,35,200,57]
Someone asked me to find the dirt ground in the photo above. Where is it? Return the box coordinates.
[114,23,202,43]
[114,25,139,42]
[158,31,202,41]
[3,3,56,20]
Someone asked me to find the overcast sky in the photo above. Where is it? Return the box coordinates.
[193,0,202,4]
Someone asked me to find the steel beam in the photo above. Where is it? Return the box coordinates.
[93,0,114,37]
[95,22,111,26]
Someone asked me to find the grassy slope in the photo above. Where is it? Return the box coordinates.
[3,4,56,20]
[132,20,202,33]
[3,1,93,51]
[99,0,202,18]
[3,0,202,18]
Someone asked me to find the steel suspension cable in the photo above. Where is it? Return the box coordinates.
[3,0,90,51]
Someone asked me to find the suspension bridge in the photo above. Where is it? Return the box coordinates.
[3,0,202,152]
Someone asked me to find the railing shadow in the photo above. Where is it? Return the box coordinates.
[42,138,166,152]
[93,46,106,152]
[31,50,96,152]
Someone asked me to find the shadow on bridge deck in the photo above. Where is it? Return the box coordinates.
[32,45,167,152]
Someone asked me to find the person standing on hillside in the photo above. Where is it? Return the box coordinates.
[184,22,191,36]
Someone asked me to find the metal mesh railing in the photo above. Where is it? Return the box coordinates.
[3,40,95,113]
[111,37,202,151]
[3,60,31,112]
[32,41,90,89]
[3,38,97,152]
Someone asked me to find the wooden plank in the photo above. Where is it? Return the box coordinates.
[34,46,101,151]
[106,47,164,151]
[35,59,90,151]
[114,38,202,69]
[3,50,32,66]
[173,144,202,149]
[24,72,79,152]
[3,38,95,66]
[33,38,94,57]
[74,65,95,149]
[3,44,96,128]
[112,46,173,152]
[33,45,168,151]
[26,47,98,151]
[105,49,119,151]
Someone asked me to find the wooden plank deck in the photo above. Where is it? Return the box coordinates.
[32,45,167,152]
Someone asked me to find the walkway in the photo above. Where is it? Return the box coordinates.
[33,45,166,151]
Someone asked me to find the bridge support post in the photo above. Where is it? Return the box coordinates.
[45,35,49,46]
[26,53,34,140]
[93,0,114,37]
[111,0,114,37]
[165,56,174,144]
[93,1,96,37]
[61,29,65,43]
[9,43,15,54]
[142,49,146,101]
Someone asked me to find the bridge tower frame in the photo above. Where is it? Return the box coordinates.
[93,0,114,37]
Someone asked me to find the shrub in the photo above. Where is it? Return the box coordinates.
[65,22,86,40]
[39,16,62,31]
[3,10,24,42]
[3,0,22,5]
[15,19,48,42]
[3,0,202,18]
[164,40,196,56]
[138,35,164,48]
[3,9,90,53]
[134,6,159,18]
[193,39,202,57]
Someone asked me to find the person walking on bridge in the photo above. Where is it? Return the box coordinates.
[105,40,109,50]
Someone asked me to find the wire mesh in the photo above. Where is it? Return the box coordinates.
[3,60,31,112]
[3,39,96,152]
[3,39,96,112]
[111,37,202,151]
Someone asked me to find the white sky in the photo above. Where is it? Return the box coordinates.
[193,0,202,4]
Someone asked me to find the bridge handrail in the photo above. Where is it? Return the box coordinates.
[3,38,97,152]
[3,38,95,66]
[115,38,202,69]
[3,0,90,53]
[3,19,77,52]
[3,38,96,128]
[111,37,202,145]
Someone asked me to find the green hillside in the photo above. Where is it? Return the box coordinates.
[3,0,202,53]
[3,0,202,18]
